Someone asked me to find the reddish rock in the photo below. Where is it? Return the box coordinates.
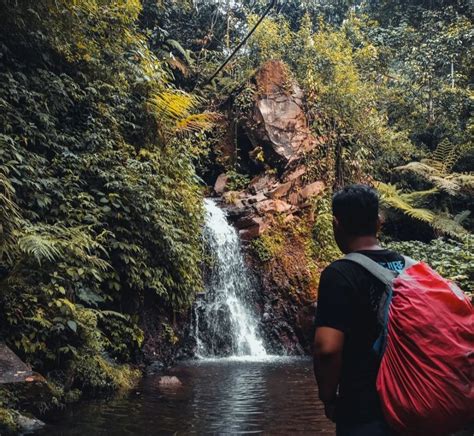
[283,165,307,182]
[159,376,182,387]
[247,61,320,169]
[235,215,265,230]
[249,173,277,194]
[239,216,268,240]
[246,192,267,204]
[268,181,293,199]
[255,199,292,214]
[288,192,300,205]
[214,173,229,194]
[300,181,325,201]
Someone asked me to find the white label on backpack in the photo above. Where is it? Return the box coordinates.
[448,281,466,301]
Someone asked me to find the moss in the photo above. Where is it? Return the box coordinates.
[251,220,286,262]
[70,354,140,397]
[0,407,18,435]
[312,194,342,264]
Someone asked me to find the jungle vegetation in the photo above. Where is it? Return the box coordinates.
[0,0,472,431]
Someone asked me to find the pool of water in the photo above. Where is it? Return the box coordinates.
[39,357,335,435]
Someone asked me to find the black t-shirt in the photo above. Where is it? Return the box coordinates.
[314,249,405,424]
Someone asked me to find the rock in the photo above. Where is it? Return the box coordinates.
[300,181,325,201]
[268,181,293,199]
[214,173,229,194]
[16,414,45,433]
[255,199,292,214]
[145,360,165,375]
[248,174,277,194]
[239,216,268,240]
[288,192,300,205]
[0,342,33,384]
[283,165,307,182]
[246,61,320,169]
[158,376,182,387]
[246,192,267,204]
[235,215,260,230]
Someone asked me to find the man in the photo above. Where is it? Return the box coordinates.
[313,184,404,436]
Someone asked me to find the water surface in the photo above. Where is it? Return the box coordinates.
[40,357,335,435]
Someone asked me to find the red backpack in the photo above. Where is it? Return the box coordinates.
[345,253,474,435]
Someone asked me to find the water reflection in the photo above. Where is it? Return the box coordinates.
[40,357,335,435]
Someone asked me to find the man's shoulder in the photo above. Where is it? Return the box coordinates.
[320,258,362,286]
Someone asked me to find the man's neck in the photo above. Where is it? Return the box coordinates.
[345,236,381,253]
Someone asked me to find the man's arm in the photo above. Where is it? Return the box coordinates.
[313,326,344,421]
[313,266,352,421]
[313,326,344,401]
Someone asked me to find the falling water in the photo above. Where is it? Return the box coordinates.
[194,198,267,357]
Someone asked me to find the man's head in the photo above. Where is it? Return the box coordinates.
[331,184,381,253]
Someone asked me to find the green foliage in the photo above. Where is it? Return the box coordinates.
[378,181,471,238]
[312,194,342,264]
[0,406,18,435]
[387,236,473,293]
[0,0,207,410]
[225,170,251,191]
[251,230,285,263]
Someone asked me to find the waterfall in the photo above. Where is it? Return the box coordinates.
[194,198,267,358]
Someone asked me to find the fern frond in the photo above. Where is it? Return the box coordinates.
[148,90,218,138]
[454,210,471,225]
[402,187,439,204]
[175,112,221,134]
[431,214,469,238]
[376,182,435,224]
[432,139,459,173]
[17,230,63,265]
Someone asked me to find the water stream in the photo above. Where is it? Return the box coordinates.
[194,198,267,357]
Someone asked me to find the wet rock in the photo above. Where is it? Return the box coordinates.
[239,217,268,240]
[16,414,45,433]
[214,173,229,194]
[158,376,182,387]
[146,361,165,376]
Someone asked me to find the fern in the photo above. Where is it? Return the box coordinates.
[431,139,460,173]
[377,182,435,224]
[377,182,470,238]
[148,90,218,138]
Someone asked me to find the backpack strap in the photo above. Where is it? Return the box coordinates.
[343,252,397,285]
[402,255,417,269]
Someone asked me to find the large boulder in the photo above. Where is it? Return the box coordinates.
[246,61,320,170]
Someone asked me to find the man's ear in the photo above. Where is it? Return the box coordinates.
[333,216,339,228]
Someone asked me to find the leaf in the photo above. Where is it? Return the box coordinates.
[67,320,77,333]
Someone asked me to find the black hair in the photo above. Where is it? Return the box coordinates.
[332,184,379,236]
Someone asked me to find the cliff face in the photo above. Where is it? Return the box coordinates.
[214,60,330,354]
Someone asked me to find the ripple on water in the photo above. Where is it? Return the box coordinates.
[40,357,335,435]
